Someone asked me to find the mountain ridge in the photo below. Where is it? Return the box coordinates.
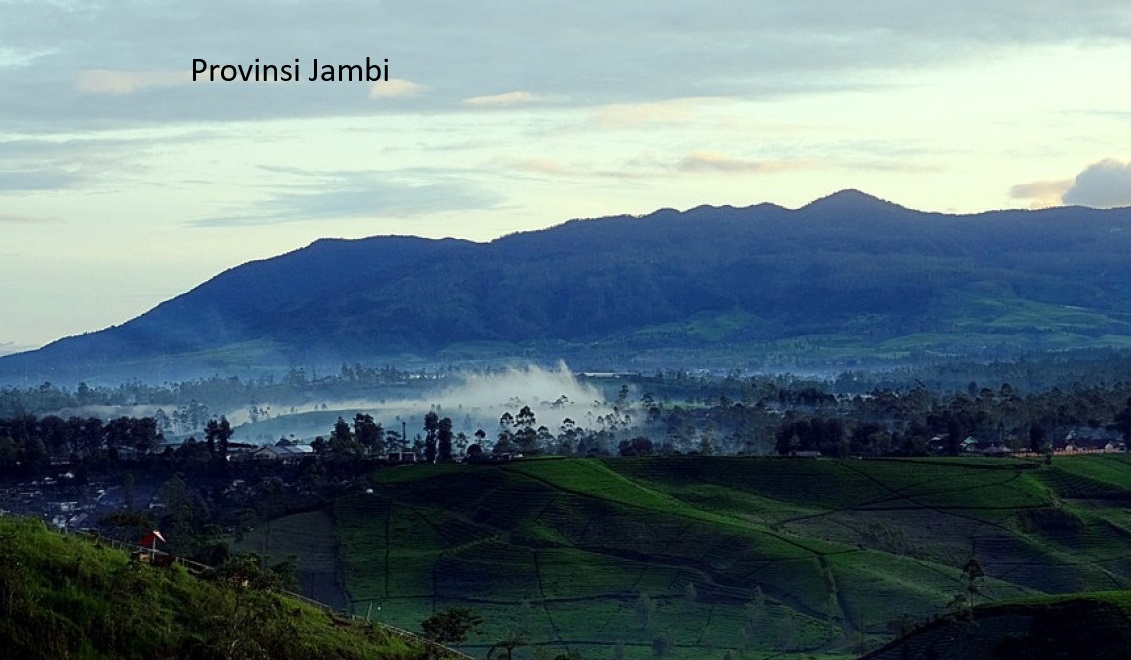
[5,191,1131,383]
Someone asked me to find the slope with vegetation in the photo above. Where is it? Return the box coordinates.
[5,191,1131,382]
[0,516,443,659]
[864,591,1131,659]
[302,455,1131,659]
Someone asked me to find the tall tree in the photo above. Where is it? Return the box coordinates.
[515,406,537,454]
[437,416,454,462]
[205,416,233,462]
[329,416,360,458]
[423,411,439,463]
[353,413,385,456]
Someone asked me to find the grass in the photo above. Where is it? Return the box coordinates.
[866,590,1131,659]
[0,516,436,660]
[310,455,1131,658]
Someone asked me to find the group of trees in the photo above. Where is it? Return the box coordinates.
[7,367,1131,472]
[0,365,455,425]
[0,414,162,470]
[0,412,252,477]
[294,375,1131,463]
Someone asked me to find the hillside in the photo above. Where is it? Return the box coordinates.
[0,516,442,659]
[864,591,1131,659]
[5,191,1131,382]
[236,454,1131,659]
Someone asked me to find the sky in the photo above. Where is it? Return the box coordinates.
[2,1,1131,355]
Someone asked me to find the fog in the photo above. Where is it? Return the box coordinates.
[231,362,625,445]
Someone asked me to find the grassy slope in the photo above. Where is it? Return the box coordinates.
[321,456,1131,658]
[0,517,433,660]
[864,591,1131,659]
[235,509,351,609]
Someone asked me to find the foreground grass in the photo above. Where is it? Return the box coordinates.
[0,516,435,660]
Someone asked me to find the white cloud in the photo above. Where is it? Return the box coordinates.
[0,214,56,224]
[77,69,187,95]
[1009,179,1072,209]
[190,171,502,226]
[1063,159,1131,208]
[675,151,802,174]
[589,99,711,129]
[4,1,1130,128]
[462,91,549,107]
[369,79,425,99]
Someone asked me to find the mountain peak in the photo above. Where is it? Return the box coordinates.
[801,189,905,214]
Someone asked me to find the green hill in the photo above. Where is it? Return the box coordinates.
[864,591,1131,659]
[0,516,443,659]
[272,455,1131,659]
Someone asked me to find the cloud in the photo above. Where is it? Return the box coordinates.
[369,79,424,99]
[0,133,213,192]
[589,99,709,129]
[190,171,502,227]
[0,171,79,191]
[513,158,570,175]
[77,69,187,95]
[0,46,52,68]
[0,214,56,224]
[462,91,550,108]
[5,1,1131,130]
[1062,159,1131,208]
[1009,179,1072,209]
[675,151,799,174]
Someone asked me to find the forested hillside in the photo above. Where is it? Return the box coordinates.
[5,190,1131,383]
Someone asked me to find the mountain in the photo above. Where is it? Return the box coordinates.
[5,190,1131,383]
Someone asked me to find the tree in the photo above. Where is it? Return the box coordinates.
[1028,423,1048,453]
[613,641,627,660]
[741,587,766,652]
[353,413,385,456]
[487,631,525,660]
[635,590,656,630]
[515,406,538,453]
[962,557,985,607]
[204,554,299,660]
[497,412,515,453]
[421,606,483,644]
[619,436,654,457]
[651,632,672,659]
[329,416,359,457]
[438,416,454,461]
[424,411,439,463]
[1115,397,1131,444]
[205,416,233,462]
[0,436,16,469]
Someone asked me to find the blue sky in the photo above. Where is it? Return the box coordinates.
[3,1,1131,354]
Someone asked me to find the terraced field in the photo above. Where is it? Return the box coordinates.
[318,455,1131,659]
[866,590,1131,659]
